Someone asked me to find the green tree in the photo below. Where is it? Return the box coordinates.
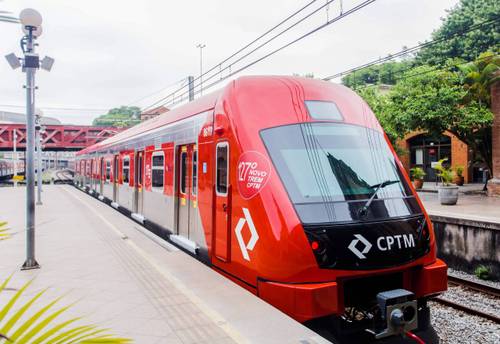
[92,106,141,127]
[384,65,493,170]
[460,50,500,106]
[416,0,500,66]
[342,60,412,88]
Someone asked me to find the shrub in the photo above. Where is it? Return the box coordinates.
[410,167,426,180]
[474,265,492,280]
[433,158,454,186]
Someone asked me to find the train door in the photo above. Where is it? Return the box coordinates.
[214,141,231,261]
[134,151,144,214]
[91,159,96,191]
[100,158,105,194]
[113,155,119,201]
[176,144,194,238]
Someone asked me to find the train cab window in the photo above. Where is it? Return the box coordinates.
[105,161,111,183]
[122,157,130,185]
[305,100,343,120]
[180,151,187,194]
[192,151,198,196]
[261,123,415,223]
[216,142,228,195]
[152,152,164,192]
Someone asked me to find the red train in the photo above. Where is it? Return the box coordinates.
[75,76,447,342]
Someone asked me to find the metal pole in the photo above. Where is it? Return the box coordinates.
[13,131,17,177]
[196,44,205,96]
[36,117,42,205]
[22,28,40,270]
[188,76,194,101]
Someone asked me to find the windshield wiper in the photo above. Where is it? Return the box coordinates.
[358,179,400,218]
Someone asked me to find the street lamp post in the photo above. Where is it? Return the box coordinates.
[4,8,54,270]
[35,116,44,205]
[196,43,206,96]
[13,130,18,177]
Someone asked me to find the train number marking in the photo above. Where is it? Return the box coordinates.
[348,234,372,259]
[235,208,259,261]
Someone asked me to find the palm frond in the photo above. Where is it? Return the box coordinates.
[0,222,11,241]
[0,278,132,344]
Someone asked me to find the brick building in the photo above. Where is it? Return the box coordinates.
[397,131,474,183]
[487,77,500,196]
[140,106,169,122]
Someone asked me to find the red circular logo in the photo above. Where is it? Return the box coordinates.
[237,151,271,200]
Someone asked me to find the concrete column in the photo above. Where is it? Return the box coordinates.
[487,77,500,196]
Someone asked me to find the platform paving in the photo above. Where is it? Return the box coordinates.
[0,185,328,344]
[419,191,500,224]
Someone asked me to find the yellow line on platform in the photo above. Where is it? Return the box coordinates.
[62,186,246,344]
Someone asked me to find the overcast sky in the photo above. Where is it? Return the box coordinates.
[1,0,459,125]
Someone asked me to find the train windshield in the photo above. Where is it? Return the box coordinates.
[261,123,418,223]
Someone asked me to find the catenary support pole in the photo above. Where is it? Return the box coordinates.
[188,76,194,101]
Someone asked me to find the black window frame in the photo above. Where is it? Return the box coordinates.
[151,151,165,192]
[216,142,229,196]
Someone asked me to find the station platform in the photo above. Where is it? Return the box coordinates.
[0,185,328,344]
[419,191,500,224]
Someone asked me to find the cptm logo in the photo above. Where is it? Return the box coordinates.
[348,233,416,259]
[235,208,259,261]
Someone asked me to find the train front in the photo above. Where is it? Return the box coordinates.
[223,76,447,342]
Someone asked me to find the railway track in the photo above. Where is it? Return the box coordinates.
[447,275,500,298]
[54,170,73,183]
[432,274,500,324]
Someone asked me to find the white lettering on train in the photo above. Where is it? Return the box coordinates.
[376,234,415,251]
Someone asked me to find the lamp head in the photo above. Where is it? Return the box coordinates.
[5,53,21,69]
[41,56,54,71]
[19,8,42,28]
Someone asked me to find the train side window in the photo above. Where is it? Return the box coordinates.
[180,151,187,194]
[105,160,111,183]
[122,156,130,185]
[152,151,164,192]
[216,142,228,195]
[192,150,197,196]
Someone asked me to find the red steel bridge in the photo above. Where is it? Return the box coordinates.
[0,124,125,151]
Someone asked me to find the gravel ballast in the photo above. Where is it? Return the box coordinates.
[430,301,500,344]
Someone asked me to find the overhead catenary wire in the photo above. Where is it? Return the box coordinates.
[0,104,109,112]
[353,52,500,93]
[321,16,500,81]
[141,0,352,112]
[140,0,323,112]
[148,0,376,111]
[124,76,189,108]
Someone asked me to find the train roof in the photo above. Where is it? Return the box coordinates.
[78,88,222,155]
[78,75,374,155]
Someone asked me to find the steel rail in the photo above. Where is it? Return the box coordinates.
[447,275,500,298]
[432,297,500,324]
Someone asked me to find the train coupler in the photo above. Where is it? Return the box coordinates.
[368,289,418,339]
